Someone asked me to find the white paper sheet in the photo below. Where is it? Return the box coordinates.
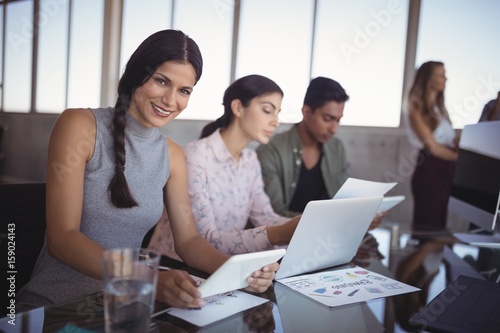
[333,178,397,199]
[453,232,500,248]
[377,195,406,214]
[167,291,268,327]
[276,266,419,308]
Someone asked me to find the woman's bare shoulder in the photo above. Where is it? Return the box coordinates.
[166,137,183,156]
[50,108,96,149]
[59,108,95,123]
[53,108,95,132]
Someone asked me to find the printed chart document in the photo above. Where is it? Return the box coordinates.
[276,266,419,308]
[167,291,268,327]
[333,178,397,199]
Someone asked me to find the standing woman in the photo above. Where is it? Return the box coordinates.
[16,30,277,311]
[148,75,300,258]
[405,61,459,231]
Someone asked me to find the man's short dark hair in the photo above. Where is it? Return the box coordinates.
[303,77,349,111]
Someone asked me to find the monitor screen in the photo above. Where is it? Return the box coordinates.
[448,121,500,232]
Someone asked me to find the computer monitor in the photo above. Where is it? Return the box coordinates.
[448,121,500,232]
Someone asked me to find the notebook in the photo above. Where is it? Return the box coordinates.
[409,275,500,333]
[275,196,383,280]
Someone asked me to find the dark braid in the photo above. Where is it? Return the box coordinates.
[108,95,138,208]
[107,29,203,208]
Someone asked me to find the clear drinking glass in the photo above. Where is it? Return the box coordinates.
[102,248,160,333]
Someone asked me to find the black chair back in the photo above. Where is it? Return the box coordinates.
[0,182,46,309]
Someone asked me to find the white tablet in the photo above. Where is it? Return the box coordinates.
[377,195,405,214]
[197,248,286,298]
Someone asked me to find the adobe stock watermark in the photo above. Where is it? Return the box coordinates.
[340,0,404,64]
[383,148,423,184]
[279,233,341,279]
[51,127,95,182]
[234,301,275,333]
[212,0,234,22]
[408,277,468,332]
[8,0,69,53]
[51,295,104,332]
[450,75,500,127]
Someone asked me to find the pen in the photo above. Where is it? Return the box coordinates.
[308,293,335,298]
[158,265,172,271]
[348,289,360,296]
[159,266,203,286]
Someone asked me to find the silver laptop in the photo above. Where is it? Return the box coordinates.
[275,196,383,280]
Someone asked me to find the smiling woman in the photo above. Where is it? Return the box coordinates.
[128,62,196,128]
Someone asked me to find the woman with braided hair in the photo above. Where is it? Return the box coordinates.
[17,30,278,311]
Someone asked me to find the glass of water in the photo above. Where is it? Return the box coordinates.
[102,248,160,333]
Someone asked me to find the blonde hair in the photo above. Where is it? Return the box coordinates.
[408,61,450,131]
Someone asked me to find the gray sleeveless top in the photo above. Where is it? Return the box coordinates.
[17,107,169,310]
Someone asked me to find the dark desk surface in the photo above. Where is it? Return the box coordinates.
[2,228,496,333]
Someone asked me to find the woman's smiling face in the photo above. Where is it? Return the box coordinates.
[128,61,197,128]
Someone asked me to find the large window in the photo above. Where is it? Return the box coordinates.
[3,0,33,112]
[1,0,499,129]
[416,0,500,128]
[0,0,103,113]
[237,0,314,123]
[66,0,103,109]
[173,0,233,120]
[119,0,233,121]
[36,0,69,112]
[120,0,172,74]
[0,5,3,108]
[312,0,408,127]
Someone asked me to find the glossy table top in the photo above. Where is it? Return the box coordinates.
[2,227,496,333]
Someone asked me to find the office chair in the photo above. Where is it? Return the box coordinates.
[141,224,156,249]
[0,124,7,178]
[0,182,46,301]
